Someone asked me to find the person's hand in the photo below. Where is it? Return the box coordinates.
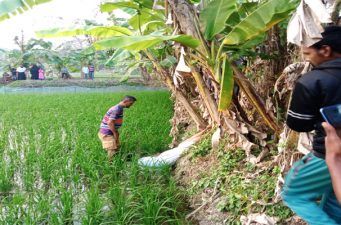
[322,122,341,161]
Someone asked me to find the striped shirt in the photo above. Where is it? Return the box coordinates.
[99,104,124,135]
[89,65,95,72]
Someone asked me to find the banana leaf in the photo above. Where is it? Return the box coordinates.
[200,0,236,40]
[140,21,165,33]
[93,34,200,51]
[100,2,140,12]
[80,46,96,56]
[100,0,153,13]
[128,8,164,31]
[36,26,132,38]
[133,0,153,9]
[105,49,132,66]
[218,57,234,111]
[225,33,266,50]
[160,56,177,68]
[0,0,52,22]
[223,0,299,45]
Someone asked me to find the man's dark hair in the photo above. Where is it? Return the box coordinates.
[123,95,137,102]
[311,26,341,53]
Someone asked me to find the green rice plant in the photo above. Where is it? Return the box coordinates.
[59,189,74,224]
[82,185,104,225]
[106,184,139,225]
[32,191,52,223]
[0,160,13,193]
[0,91,189,224]
[2,193,28,224]
[133,183,181,225]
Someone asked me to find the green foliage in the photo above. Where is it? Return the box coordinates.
[93,34,200,52]
[218,148,245,172]
[0,0,52,22]
[0,38,57,71]
[36,25,133,38]
[105,48,133,66]
[100,0,153,13]
[160,56,177,68]
[191,136,212,158]
[218,57,234,111]
[199,0,299,112]
[223,0,299,46]
[200,0,237,40]
[128,8,165,33]
[101,2,141,12]
[187,142,292,223]
[0,161,13,192]
[0,91,187,224]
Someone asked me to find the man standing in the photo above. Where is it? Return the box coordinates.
[82,65,89,79]
[98,96,136,160]
[16,64,26,80]
[61,66,69,79]
[30,64,39,80]
[10,66,17,80]
[88,64,95,80]
[282,26,341,224]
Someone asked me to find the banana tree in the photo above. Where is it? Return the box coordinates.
[166,0,299,134]
[99,0,298,134]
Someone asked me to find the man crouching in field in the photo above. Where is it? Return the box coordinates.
[98,96,136,160]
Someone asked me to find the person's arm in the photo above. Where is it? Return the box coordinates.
[322,122,341,204]
[287,82,319,132]
[108,119,119,145]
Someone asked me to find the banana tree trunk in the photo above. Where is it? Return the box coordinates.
[167,0,209,56]
[190,67,220,124]
[144,50,207,129]
[231,62,281,135]
[166,79,208,130]
[167,0,219,125]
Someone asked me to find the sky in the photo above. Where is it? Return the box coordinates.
[0,0,111,50]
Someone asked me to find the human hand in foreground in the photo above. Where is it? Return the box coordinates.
[322,122,341,160]
[322,122,341,204]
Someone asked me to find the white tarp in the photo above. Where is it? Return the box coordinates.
[138,130,205,167]
[287,0,335,46]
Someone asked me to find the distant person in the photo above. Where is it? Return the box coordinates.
[322,122,341,204]
[10,67,17,80]
[61,66,69,79]
[2,71,11,82]
[88,64,95,80]
[38,67,45,80]
[30,64,39,80]
[282,26,341,224]
[16,65,26,80]
[82,65,89,79]
[98,96,136,161]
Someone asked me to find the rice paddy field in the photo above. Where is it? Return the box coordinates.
[0,91,188,224]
